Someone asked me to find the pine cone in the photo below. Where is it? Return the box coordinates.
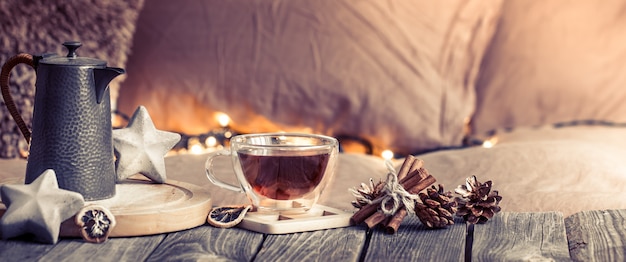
[350,178,385,209]
[454,176,502,224]
[414,184,457,228]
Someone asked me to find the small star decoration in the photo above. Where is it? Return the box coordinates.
[0,169,85,244]
[113,106,181,183]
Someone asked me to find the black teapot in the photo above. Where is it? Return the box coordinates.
[1,41,124,201]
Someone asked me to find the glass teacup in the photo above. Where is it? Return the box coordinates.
[205,133,338,213]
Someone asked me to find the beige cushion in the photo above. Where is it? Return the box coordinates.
[421,126,626,217]
[118,0,503,156]
[472,0,626,135]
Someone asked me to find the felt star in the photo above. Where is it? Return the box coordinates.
[113,106,181,183]
[0,169,85,244]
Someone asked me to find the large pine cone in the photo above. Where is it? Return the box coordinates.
[414,184,457,228]
[454,176,502,224]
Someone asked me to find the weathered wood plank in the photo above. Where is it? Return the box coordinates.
[43,235,165,261]
[473,212,571,261]
[566,209,626,262]
[254,226,367,261]
[365,215,466,261]
[0,234,165,262]
[146,225,264,261]
[0,238,57,261]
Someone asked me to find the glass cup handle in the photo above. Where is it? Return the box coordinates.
[205,149,243,193]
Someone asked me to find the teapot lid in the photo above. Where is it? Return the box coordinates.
[38,41,107,67]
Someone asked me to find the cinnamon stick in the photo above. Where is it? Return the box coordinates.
[351,200,379,225]
[406,175,436,195]
[401,166,434,193]
[364,197,399,229]
[398,155,418,181]
[364,211,387,229]
[385,207,408,234]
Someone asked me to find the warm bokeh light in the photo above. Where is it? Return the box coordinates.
[381,149,394,160]
[215,112,231,127]
[205,136,217,147]
[189,143,204,155]
[482,136,498,148]
[187,137,203,155]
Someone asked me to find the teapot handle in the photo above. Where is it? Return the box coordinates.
[1,53,35,143]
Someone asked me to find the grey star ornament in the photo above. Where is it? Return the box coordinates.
[0,169,85,244]
[113,106,181,183]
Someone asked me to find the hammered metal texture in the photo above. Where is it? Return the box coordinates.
[25,65,116,201]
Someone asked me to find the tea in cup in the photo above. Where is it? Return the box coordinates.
[205,133,338,213]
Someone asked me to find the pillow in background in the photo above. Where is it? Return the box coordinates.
[472,0,626,135]
[119,0,503,156]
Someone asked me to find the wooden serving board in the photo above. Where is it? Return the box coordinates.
[0,177,212,237]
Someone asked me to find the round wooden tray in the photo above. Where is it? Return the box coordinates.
[0,177,212,237]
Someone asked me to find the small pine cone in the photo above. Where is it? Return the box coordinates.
[454,176,503,224]
[350,178,385,209]
[414,184,457,228]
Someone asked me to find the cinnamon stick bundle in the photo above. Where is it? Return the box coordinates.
[350,156,436,230]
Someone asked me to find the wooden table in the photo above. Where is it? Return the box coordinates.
[1,157,625,261]
[1,209,624,261]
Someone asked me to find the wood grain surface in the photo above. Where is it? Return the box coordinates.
[365,215,466,261]
[145,226,264,261]
[566,209,626,262]
[255,226,367,261]
[2,210,626,261]
[0,234,165,261]
[473,212,571,261]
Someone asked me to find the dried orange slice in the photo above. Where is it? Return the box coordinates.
[75,204,116,243]
[207,205,252,228]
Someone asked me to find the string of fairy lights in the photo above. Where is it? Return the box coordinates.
[113,110,626,160]
[12,109,622,161]
[170,112,237,155]
[112,110,399,158]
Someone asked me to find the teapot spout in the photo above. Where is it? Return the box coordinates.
[94,67,125,104]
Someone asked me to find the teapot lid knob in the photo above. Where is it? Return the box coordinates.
[38,41,105,66]
[63,41,82,58]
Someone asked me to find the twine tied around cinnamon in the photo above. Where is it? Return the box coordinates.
[350,155,437,232]
[366,161,420,216]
